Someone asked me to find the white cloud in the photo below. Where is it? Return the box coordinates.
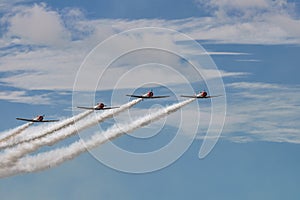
[1,9,242,92]
[227,82,282,89]
[206,0,270,8]
[94,16,300,44]
[2,3,70,47]
[154,81,300,145]
[0,47,86,91]
[222,82,300,144]
[0,90,51,104]
[0,2,299,106]
[193,0,300,44]
[0,0,32,12]
[235,59,261,62]
[205,51,249,55]
[197,0,293,18]
[0,1,299,49]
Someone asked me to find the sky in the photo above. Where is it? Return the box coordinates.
[0,0,300,199]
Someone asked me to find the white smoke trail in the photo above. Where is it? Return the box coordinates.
[0,110,93,149]
[0,123,33,144]
[0,99,142,168]
[0,98,194,178]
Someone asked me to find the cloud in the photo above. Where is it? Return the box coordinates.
[193,0,300,44]
[0,1,299,48]
[93,16,300,44]
[155,81,300,145]
[197,0,293,18]
[0,2,298,104]
[0,50,83,95]
[0,6,245,93]
[0,1,298,186]
[235,59,261,62]
[0,0,33,12]
[227,82,282,89]
[205,51,249,56]
[2,3,70,47]
[0,90,51,104]
[222,82,300,144]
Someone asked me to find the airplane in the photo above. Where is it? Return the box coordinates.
[77,102,119,110]
[16,115,59,123]
[126,90,169,99]
[181,90,221,99]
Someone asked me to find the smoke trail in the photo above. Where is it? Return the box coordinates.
[0,123,33,144]
[0,99,142,168]
[0,110,93,149]
[0,98,194,178]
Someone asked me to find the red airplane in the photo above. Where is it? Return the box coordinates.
[126,90,169,99]
[77,102,119,110]
[16,115,59,123]
[181,90,221,99]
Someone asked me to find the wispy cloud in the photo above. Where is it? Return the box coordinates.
[0,3,248,95]
[1,1,299,47]
[0,0,33,12]
[235,59,261,62]
[227,82,282,89]
[223,82,300,144]
[154,81,300,145]
[205,51,250,56]
[0,2,299,106]
[197,0,295,19]
[0,90,51,104]
[193,0,300,44]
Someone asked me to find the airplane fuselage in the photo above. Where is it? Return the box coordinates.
[196,91,207,98]
[34,115,44,122]
[94,103,105,110]
[126,90,169,99]
[142,91,154,98]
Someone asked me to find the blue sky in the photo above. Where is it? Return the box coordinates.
[0,0,300,199]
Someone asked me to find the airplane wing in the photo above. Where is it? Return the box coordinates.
[126,95,169,99]
[102,106,120,110]
[149,96,170,98]
[180,95,198,98]
[16,117,36,122]
[77,106,119,110]
[76,106,95,110]
[204,95,222,98]
[180,95,222,98]
[41,120,59,122]
[16,118,59,122]
[126,94,144,98]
